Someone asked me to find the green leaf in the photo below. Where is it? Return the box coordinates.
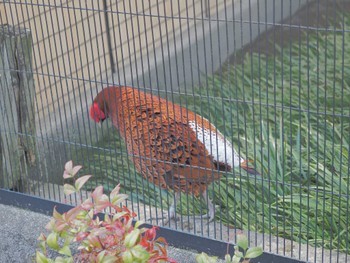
[195,252,218,263]
[38,241,47,254]
[111,193,128,206]
[75,175,92,191]
[54,257,72,263]
[47,232,60,250]
[58,245,71,256]
[63,184,76,196]
[102,255,119,263]
[234,250,243,258]
[122,250,133,263]
[124,229,141,248]
[231,255,242,263]
[236,234,249,251]
[134,220,145,229]
[113,211,128,221]
[96,250,106,263]
[130,245,150,260]
[224,254,232,263]
[36,251,48,263]
[245,247,263,259]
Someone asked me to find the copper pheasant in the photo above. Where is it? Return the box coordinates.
[90,86,259,223]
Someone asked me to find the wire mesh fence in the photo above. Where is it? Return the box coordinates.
[1,0,350,262]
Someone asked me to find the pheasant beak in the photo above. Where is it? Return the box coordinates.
[240,160,260,176]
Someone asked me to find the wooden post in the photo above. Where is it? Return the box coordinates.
[0,24,37,192]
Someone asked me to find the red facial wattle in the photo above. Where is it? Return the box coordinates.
[90,102,106,123]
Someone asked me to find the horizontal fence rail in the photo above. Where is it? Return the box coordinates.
[1,0,350,262]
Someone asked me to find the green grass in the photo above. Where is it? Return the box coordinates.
[74,14,350,253]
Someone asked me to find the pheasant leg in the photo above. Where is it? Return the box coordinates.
[194,190,216,222]
[163,192,180,225]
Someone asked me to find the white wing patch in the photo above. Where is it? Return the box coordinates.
[188,120,243,167]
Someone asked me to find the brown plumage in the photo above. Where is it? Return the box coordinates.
[90,86,259,222]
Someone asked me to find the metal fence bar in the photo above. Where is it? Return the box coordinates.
[1,1,350,262]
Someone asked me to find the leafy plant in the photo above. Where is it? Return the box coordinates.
[195,233,263,263]
[36,161,176,263]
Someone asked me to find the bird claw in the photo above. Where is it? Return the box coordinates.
[194,205,218,223]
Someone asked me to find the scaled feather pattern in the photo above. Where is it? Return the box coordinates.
[90,86,256,197]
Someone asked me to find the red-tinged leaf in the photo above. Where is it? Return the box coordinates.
[110,204,123,213]
[75,175,91,191]
[145,226,158,240]
[156,242,167,256]
[94,194,110,213]
[86,234,102,249]
[75,232,89,242]
[37,233,46,241]
[52,207,62,220]
[45,218,55,231]
[71,165,83,176]
[64,161,73,172]
[64,184,76,195]
[81,198,93,210]
[64,206,83,222]
[155,236,168,245]
[109,184,121,199]
[63,170,74,179]
[91,186,104,199]
[55,221,68,232]
[139,238,149,248]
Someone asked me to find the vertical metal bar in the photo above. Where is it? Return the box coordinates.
[330,1,337,261]
[279,0,286,256]
[314,2,324,261]
[288,0,294,259]
[297,0,303,260]
[103,0,115,74]
[204,0,209,18]
[340,5,348,263]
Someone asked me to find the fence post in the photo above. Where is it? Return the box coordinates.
[0,24,37,192]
